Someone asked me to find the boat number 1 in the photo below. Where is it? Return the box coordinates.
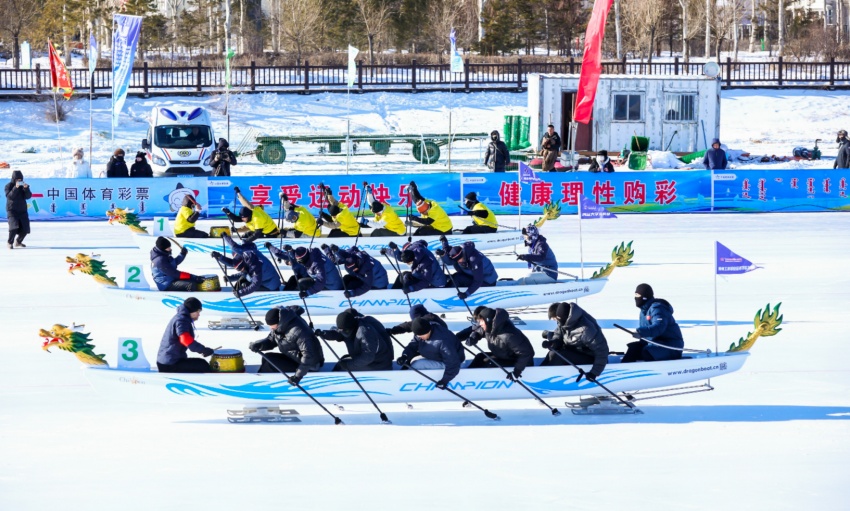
[122,339,139,361]
[157,218,164,231]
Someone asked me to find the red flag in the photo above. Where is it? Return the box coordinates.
[48,39,74,100]
[573,0,614,124]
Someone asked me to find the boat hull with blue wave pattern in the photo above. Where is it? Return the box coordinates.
[83,352,749,406]
[101,278,607,316]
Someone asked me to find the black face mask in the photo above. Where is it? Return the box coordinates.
[341,328,355,338]
[491,136,498,141]
[465,200,475,209]
[635,297,645,308]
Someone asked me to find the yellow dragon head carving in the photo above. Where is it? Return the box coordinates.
[107,207,148,234]
[727,303,783,352]
[66,253,118,287]
[590,241,635,279]
[39,323,108,366]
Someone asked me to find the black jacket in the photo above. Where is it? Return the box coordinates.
[541,132,561,152]
[402,321,465,383]
[254,306,324,379]
[835,138,850,169]
[324,315,394,371]
[130,152,153,178]
[106,155,129,178]
[474,308,534,375]
[549,303,609,376]
[212,140,237,177]
[484,139,510,172]
[5,171,32,232]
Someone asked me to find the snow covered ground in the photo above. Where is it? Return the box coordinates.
[1,88,848,178]
[1,211,848,510]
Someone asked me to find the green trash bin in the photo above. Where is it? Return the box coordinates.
[503,116,514,149]
[517,116,531,150]
[680,149,707,164]
[631,136,650,152]
[628,152,647,170]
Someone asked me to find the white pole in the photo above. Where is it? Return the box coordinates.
[578,194,584,279]
[346,118,350,175]
[713,241,719,355]
[111,16,116,145]
[448,109,452,172]
[52,90,64,164]
[518,178,522,230]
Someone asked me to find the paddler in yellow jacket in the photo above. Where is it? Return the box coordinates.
[363,181,406,236]
[174,194,209,238]
[320,186,361,238]
[280,192,320,238]
[407,181,453,235]
[461,191,498,234]
[221,186,280,238]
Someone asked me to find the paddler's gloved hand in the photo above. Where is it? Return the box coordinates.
[379,248,388,255]
[457,291,468,300]
[434,249,445,257]
[435,378,449,390]
[248,340,264,353]
[210,251,222,259]
[516,254,528,261]
[576,370,597,383]
[233,186,240,194]
[222,207,232,215]
[287,375,302,386]
[632,331,642,339]
[201,347,215,357]
[506,370,521,382]
[388,241,398,250]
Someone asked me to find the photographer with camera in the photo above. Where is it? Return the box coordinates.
[6,170,32,249]
[211,138,237,177]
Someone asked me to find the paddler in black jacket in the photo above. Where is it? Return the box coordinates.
[250,306,325,384]
[464,307,534,381]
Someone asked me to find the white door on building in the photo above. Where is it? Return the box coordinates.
[661,92,699,153]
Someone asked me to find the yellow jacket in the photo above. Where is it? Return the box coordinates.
[245,206,278,235]
[333,204,361,236]
[293,205,319,236]
[174,205,197,235]
[472,202,497,228]
[375,203,406,235]
[423,200,453,233]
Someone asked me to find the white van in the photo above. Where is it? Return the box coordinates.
[142,106,216,176]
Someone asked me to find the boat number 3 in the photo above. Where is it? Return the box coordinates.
[122,339,139,361]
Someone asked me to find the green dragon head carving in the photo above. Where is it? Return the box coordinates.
[727,303,783,352]
[39,323,108,366]
[107,207,148,234]
[67,253,118,287]
[591,241,635,279]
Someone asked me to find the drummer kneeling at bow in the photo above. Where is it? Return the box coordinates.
[249,306,325,383]
[514,225,558,286]
[156,297,215,374]
[151,236,207,291]
[221,186,280,238]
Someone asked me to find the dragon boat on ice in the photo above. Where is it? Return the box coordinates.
[39,304,783,417]
[67,242,635,317]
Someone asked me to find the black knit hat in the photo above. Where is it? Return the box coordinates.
[239,207,253,220]
[329,204,341,216]
[336,309,359,333]
[412,318,432,336]
[478,307,495,329]
[294,247,310,262]
[635,283,654,300]
[155,237,171,251]
[464,191,477,202]
[265,308,280,326]
[449,246,464,260]
[401,250,415,263]
[556,302,571,321]
[473,305,487,319]
[183,297,202,313]
[371,201,383,213]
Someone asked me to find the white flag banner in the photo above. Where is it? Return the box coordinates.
[347,45,359,88]
[450,28,464,74]
[112,14,143,129]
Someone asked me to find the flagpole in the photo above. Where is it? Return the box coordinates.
[712,241,719,354]
[111,15,116,145]
[578,193,584,279]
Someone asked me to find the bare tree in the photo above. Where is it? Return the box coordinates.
[622,0,666,63]
[677,0,705,63]
[354,0,396,65]
[711,0,746,58]
[748,0,757,52]
[278,0,321,65]
[423,0,468,56]
[615,0,622,59]
[778,0,784,55]
[0,0,38,68]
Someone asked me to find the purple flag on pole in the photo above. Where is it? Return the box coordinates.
[518,161,541,184]
[579,193,616,219]
[716,242,759,274]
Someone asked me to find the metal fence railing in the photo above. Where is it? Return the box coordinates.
[2,57,849,96]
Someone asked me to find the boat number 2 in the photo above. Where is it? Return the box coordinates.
[127,266,141,283]
[122,339,139,361]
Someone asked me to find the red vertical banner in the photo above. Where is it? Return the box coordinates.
[48,39,74,99]
[573,0,614,124]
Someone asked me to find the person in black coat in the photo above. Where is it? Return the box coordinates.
[702,138,728,170]
[156,297,214,373]
[540,124,562,172]
[106,149,129,178]
[250,306,325,383]
[316,309,394,372]
[541,302,609,381]
[588,150,615,173]
[211,138,237,177]
[835,129,850,169]
[5,170,32,249]
[483,130,510,172]
[397,317,465,389]
[465,307,534,380]
[130,151,153,178]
